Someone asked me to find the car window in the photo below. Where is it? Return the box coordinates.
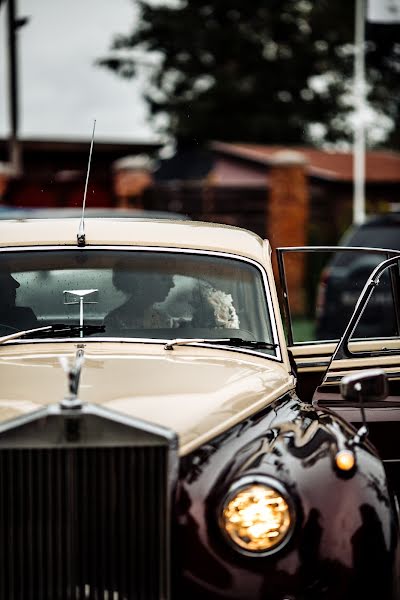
[324,256,400,370]
[277,247,399,344]
[351,263,399,339]
[316,250,397,341]
[0,249,276,354]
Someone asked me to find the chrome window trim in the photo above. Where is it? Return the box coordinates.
[0,244,282,362]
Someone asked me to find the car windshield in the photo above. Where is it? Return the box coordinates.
[0,249,276,355]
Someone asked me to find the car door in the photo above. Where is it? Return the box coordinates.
[314,254,400,503]
[276,246,400,402]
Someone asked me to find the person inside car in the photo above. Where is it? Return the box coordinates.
[155,276,240,330]
[190,279,240,329]
[0,271,38,332]
[104,269,176,332]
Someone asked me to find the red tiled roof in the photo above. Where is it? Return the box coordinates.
[212,142,400,183]
[209,157,269,187]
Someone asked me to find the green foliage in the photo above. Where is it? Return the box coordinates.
[99,0,400,147]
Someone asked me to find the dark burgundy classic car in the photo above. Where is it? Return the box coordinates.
[0,218,399,599]
[278,245,400,599]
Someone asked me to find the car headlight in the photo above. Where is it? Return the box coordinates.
[219,476,295,556]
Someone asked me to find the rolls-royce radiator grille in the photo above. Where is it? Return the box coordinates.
[0,445,169,600]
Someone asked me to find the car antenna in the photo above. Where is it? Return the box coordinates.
[77,119,96,247]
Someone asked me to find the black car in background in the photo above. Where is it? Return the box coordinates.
[316,213,400,340]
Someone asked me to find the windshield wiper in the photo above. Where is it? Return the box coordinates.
[0,325,53,345]
[164,337,278,351]
[28,323,105,338]
[0,323,105,345]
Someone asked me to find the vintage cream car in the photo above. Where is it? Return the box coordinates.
[0,217,399,600]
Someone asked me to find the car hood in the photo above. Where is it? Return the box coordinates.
[0,342,293,455]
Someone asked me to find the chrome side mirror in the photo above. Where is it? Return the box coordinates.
[340,369,389,403]
[340,369,388,448]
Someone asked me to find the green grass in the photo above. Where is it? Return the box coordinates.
[291,317,315,343]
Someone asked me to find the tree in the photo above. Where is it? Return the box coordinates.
[99,0,400,148]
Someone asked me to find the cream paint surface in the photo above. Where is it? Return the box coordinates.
[0,342,293,455]
[0,219,267,264]
[290,339,400,358]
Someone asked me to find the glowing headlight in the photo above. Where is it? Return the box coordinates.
[220,477,294,555]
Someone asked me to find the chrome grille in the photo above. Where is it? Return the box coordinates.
[0,444,170,600]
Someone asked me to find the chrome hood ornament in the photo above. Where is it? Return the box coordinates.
[59,348,85,409]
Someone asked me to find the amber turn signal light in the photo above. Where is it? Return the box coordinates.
[335,449,356,472]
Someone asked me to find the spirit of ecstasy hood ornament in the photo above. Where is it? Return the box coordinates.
[59,348,85,409]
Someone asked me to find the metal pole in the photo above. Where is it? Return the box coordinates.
[6,0,22,175]
[353,0,366,225]
[79,297,84,337]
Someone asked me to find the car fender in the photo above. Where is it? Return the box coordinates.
[176,393,400,599]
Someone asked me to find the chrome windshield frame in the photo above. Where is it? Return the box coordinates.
[0,244,282,362]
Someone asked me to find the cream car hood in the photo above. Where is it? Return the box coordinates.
[0,342,293,455]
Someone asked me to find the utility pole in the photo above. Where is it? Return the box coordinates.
[353,0,366,225]
[5,0,28,175]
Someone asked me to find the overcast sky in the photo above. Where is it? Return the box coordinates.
[0,0,158,142]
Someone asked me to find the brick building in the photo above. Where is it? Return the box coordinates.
[148,141,400,249]
[2,137,400,253]
[0,138,161,209]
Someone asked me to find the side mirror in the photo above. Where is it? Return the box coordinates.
[340,368,389,403]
